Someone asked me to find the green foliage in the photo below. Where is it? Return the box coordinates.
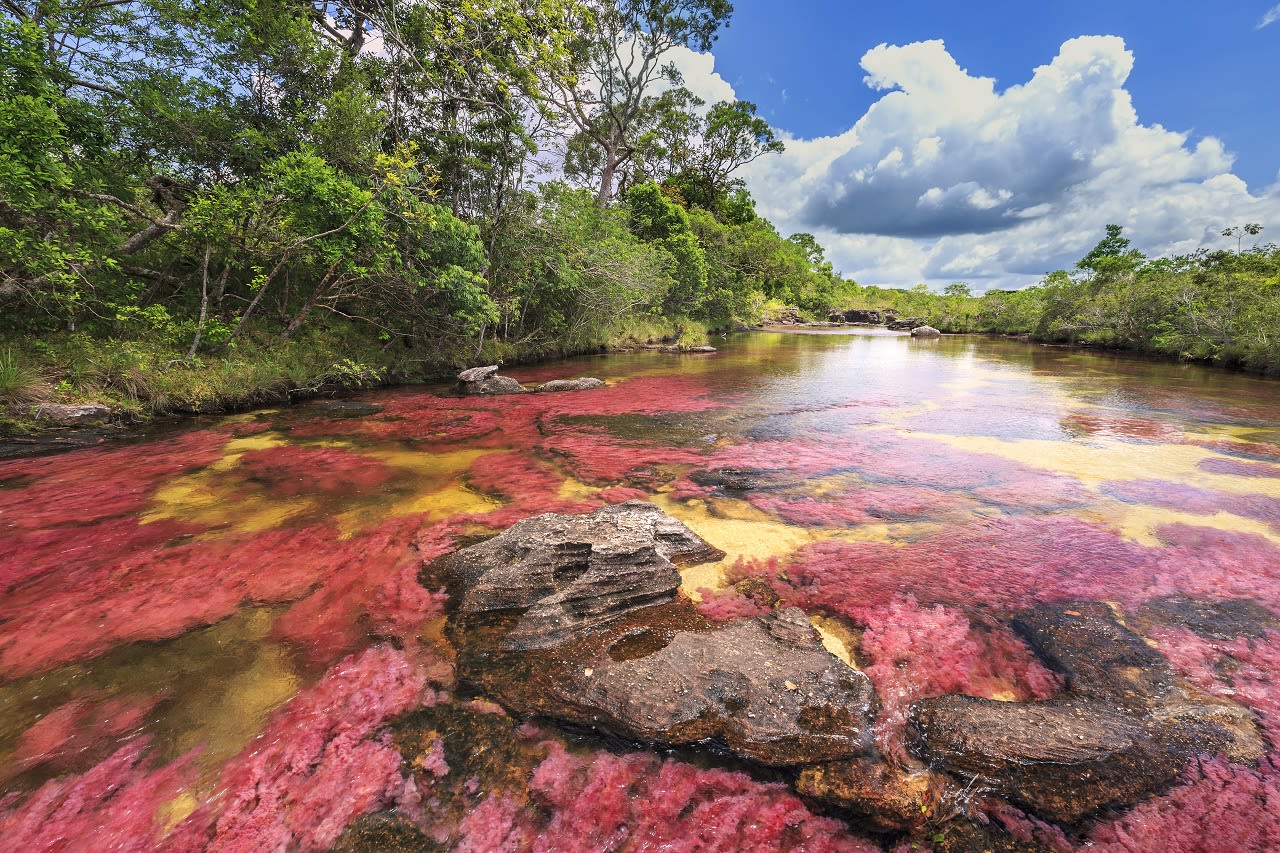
[487,183,673,349]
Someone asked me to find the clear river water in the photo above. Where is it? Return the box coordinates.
[2,329,1279,851]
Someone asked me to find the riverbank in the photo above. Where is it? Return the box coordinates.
[0,315,710,447]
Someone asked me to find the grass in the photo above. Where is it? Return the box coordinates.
[0,347,49,410]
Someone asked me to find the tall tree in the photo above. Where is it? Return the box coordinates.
[546,0,733,205]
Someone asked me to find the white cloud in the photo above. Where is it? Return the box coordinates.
[664,44,737,106]
[737,36,1280,291]
[1259,3,1280,28]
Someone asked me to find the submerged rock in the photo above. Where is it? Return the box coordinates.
[1135,595,1280,641]
[909,602,1266,824]
[689,466,762,492]
[456,365,525,395]
[910,696,1183,824]
[435,502,875,766]
[535,377,605,393]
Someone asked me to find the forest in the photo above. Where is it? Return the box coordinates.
[1,0,1277,427]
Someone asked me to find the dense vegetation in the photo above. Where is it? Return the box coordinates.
[0,0,855,422]
[1,0,1276,427]
[843,226,1280,376]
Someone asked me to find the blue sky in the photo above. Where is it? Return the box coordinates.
[664,1,1280,289]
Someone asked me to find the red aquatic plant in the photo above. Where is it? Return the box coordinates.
[169,644,438,852]
[853,595,1060,764]
[0,429,229,532]
[1084,756,1280,853]
[0,515,423,678]
[1198,457,1280,478]
[233,445,397,497]
[1062,412,1185,443]
[451,741,881,853]
[1,692,164,785]
[0,738,194,853]
[1104,479,1280,531]
[748,484,972,528]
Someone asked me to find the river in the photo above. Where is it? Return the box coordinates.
[2,330,1279,851]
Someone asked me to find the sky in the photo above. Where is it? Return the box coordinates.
[663,1,1280,290]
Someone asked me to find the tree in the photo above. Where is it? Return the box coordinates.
[546,0,734,205]
[944,282,971,298]
[1222,223,1264,254]
[1076,224,1145,288]
[624,181,707,314]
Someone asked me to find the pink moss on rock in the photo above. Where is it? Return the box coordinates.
[452,741,880,853]
[852,595,1060,764]
[694,586,774,622]
[1150,625,1280,749]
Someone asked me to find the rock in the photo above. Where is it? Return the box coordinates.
[457,365,500,382]
[1135,595,1280,641]
[689,466,761,492]
[535,377,605,392]
[34,403,112,426]
[456,365,527,395]
[440,501,723,650]
[909,696,1184,824]
[565,608,875,765]
[909,325,941,337]
[436,503,875,767]
[656,344,717,354]
[909,602,1267,824]
[461,605,876,767]
[306,400,384,417]
[463,375,526,395]
[1013,601,1177,711]
[684,345,717,353]
[886,317,922,331]
[797,758,941,832]
[839,309,884,325]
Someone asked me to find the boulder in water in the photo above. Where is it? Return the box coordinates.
[909,602,1266,823]
[435,502,876,766]
[909,325,941,337]
[535,377,605,393]
[457,365,526,395]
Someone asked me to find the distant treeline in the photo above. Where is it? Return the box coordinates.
[839,226,1280,375]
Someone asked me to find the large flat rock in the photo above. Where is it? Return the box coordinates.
[909,696,1182,824]
[909,602,1266,824]
[434,503,874,766]
[440,501,722,649]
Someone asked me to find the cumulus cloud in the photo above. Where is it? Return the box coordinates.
[664,44,737,106]
[1259,3,1280,28]
[736,36,1280,290]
